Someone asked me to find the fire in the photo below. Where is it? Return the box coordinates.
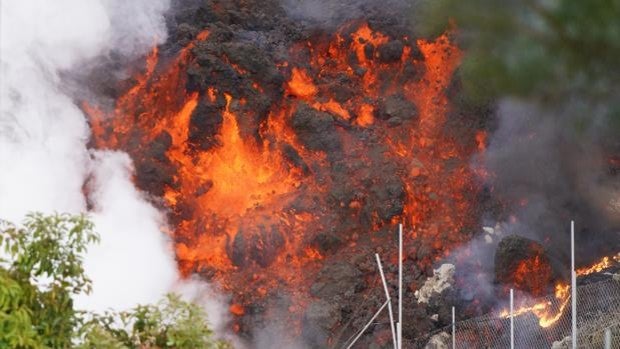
[288,68,318,98]
[500,253,619,328]
[84,21,484,322]
[512,254,553,296]
[576,253,620,275]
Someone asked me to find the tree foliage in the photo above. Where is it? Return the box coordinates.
[78,294,231,349]
[417,0,620,109]
[0,213,230,349]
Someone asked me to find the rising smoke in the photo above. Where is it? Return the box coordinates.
[280,0,412,28]
[0,0,221,315]
[477,99,620,264]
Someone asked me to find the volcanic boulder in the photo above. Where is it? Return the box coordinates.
[494,235,555,296]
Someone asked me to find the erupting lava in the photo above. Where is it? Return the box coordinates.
[500,253,620,328]
[84,20,484,323]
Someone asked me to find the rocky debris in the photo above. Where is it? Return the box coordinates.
[310,262,365,300]
[371,179,406,221]
[377,94,417,121]
[551,336,572,349]
[424,332,451,349]
[222,42,283,85]
[290,103,341,153]
[415,264,455,304]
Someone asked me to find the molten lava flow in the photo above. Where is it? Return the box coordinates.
[500,253,620,328]
[85,21,484,325]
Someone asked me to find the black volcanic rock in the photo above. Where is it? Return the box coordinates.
[222,42,284,87]
[291,103,341,153]
[377,40,404,63]
[232,223,285,268]
[372,179,405,221]
[188,98,223,151]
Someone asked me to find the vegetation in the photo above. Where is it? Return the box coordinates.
[0,213,230,349]
[417,0,620,124]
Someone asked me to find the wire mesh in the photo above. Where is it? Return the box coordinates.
[421,278,620,348]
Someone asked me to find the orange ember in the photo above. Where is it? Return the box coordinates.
[229,303,245,316]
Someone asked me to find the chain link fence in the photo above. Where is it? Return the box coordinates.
[423,278,620,348]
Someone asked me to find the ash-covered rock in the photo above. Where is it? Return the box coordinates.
[415,264,455,304]
[424,332,451,349]
[551,336,572,349]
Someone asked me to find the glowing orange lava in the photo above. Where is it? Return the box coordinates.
[84,22,484,321]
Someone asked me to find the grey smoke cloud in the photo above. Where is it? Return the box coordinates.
[477,99,620,263]
[281,0,412,27]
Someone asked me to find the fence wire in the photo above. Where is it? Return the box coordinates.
[421,278,620,348]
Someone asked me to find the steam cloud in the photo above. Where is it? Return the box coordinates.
[0,0,204,313]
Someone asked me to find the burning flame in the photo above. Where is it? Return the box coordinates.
[500,253,620,328]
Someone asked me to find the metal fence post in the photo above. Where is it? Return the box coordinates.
[571,220,577,349]
[604,327,611,349]
[452,306,455,349]
[510,289,514,349]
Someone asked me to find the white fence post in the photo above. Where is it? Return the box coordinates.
[345,300,389,349]
[510,288,514,349]
[571,220,577,349]
[398,223,403,349]
[452,306,455,349]
[375,253,397,349]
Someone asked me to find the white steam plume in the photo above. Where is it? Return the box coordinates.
[0,0,188,312]
[81,152,178,311]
